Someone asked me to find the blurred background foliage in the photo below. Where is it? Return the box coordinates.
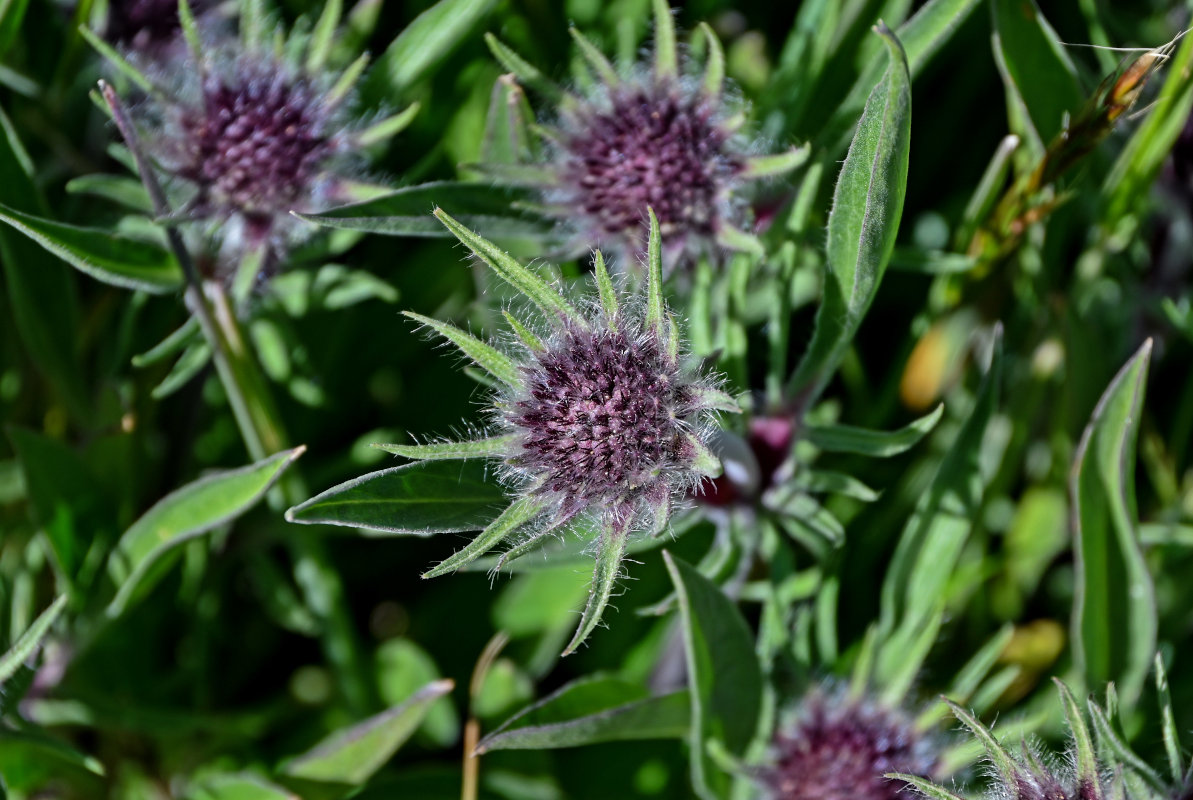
[1,0,1193,797]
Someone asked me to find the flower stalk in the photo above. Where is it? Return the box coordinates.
[102,79,372,713]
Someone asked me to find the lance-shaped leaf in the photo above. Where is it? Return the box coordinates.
[434,208,583,325]
[364,0,495,98]
[787,25,911,408]
[295,182,552,239]
[946,699,1022,789]
[0,203,182,293]
[423,495,544,578]
[563,521,629,655]
[403,312,522,388]
[570,27,619,86]
[991,0,1083,147]
[1054,679,1101,800]
[663,551,762,800]
[651,0,677,80]
[107,448,304,616]
[0,106,89,422]
[286,459,508,535]
[477,676,689,753]
[887,774,966,800]
[372,436,515,461]
[876,331,1001,682]
[0,595,67,687]
[1071,341,1156,709]
[804,404,943,456]
[742,144,811,179]
[281,679,454,786]
[1155,655,1184,784]
[484,33,567,103]
[823,0,981,152]
[697,22,724,96]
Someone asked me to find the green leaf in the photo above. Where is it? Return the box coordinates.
[1071,341,1156,709]
[281,679,454,786]
[8,427,115,583]
[132,315,202,367]
[403,312,522,388]
[1086,701,1166,796]
[355,103,420,147]
[107,448,304,617]
[887,775,965,800]
[480,74,537,165]
[0,203,182,293]
[376,639,459,747]
[1054,679,1100,796]
[651,0,677,80]
[990,0,1083,146]
[663,551,762,800]
[804,403,943,456]
[477,676,689,753]
[0,0,30,59]
[0,595,66,687]
[1155,655,1184,784]
[569,27,619,87]
[697,22,724,96]
[187,773,299,800]
[285,459,508,536]
[423,495,544,578]
[484,34,566,103]
[65,173,151,212]
[305,0,341,73]
[876,331,1001,681]
[150,342,212,399]
[563,521,629,655]
[434,209,583,325]
[787,25,911,407]
[365,0,496,98]
[0,106,88,422]
[373,436,515,461]
[294,182,553,239]
[822,0,981,152]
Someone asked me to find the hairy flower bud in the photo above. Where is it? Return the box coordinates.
[764,692,939,800]
[482,0,806,270]
[99,1,415,273]
[379,209,736,653]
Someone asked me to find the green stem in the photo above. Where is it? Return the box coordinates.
[102,81,372,715]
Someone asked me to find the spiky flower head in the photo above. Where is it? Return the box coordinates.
[95,0,415,271]
[764,690,940,800]
[898,681,1114,800]
[482,0,806,270]
[378,209,736,653]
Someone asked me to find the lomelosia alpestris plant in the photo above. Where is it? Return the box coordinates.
[374,207,736,653]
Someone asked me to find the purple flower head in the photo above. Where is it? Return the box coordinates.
[483,0,806,271]
[507,319,708,528]
[552,78,746,265]
[168,60,344,246]
[99,0,416,273]
[898,682,1111,800]
[764,691,940,800]
[383,210,737,653]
